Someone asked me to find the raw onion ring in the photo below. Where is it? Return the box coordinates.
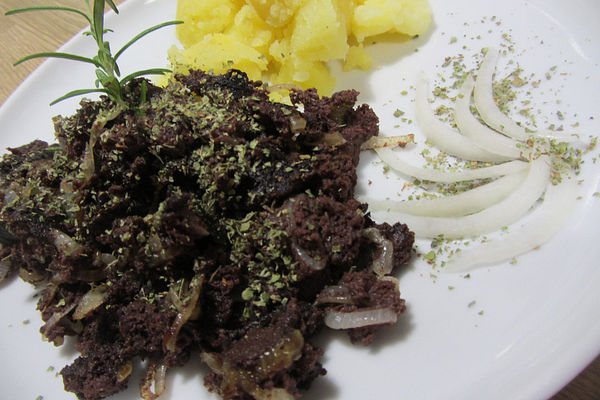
[444,171,578,271]
[375,147,528,183]
[416,74,508,162]
[371,156,551,239]
[455,75,523,159]
[363,170,526,217]
[473,47,532,141]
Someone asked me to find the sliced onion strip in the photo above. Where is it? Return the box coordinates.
[444,171,578,271]
[416,75,508,162]
[474,47,532,141]
[455,75,523,158]
[364,170,526,217]
[371,156,550,239]
[324,307,398,329]
[375,147,528,183]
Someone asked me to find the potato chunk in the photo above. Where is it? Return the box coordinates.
[352,0,432,41]
[168,34,268,81]
[175,0,243,47]
[247,0,305,27]
[172,0,432,95]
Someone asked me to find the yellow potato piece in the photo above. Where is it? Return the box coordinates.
[246,0,305,27]
[173,0,431,95]
[227,5,274,58]
[343,44,373,71]
[176,0,244,47]
[352,0,432,42]
[290,0,349,61]
[273,58,336,94]
[168,34,268,81]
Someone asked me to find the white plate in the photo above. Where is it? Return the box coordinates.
[1,0,599,399]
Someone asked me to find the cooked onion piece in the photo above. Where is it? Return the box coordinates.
[314,285,353,305]
[375,147,528,183]
[416,75,509,162]
[49,229,85,257]
[73,284,109,320]
[324,308,398,329]
[41,302,77,343]
[361,134,415,150]
[455,75,523,159]
[164,274,205,353]
[371,156,551,239]
[140,360,168,400]
[252,388,295,400]
[445,171,578,271]
[362,227,394,275]
[116,360,133,383]
[0,255,13,283]
[292,241,327,270]
[363,170,526,217]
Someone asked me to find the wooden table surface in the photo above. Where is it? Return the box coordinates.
[1,1,599,399]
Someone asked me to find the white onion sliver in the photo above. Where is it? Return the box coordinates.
[140,361,168,400]
[41,302,77,340]
[455,75,523,159]
[0,256,12,282]
[362,227,394,275]
[73,284,109,320]
[364,170,526,217]
[415,75,509,162]
[324,308,398,329]
[444,172,578,272]
[50,229,85,257]
[361,134,414,150]
[375,147,528,183]
[473,48,532,141]
[292,241,326,270]
[315,285,353,305]
[371,156,551,239]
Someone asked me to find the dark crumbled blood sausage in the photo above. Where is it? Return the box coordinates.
[0,69,413,400]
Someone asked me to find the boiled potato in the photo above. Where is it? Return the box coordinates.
[343,44,373,71]
[246,0,305,27]
[352,0,432,42]
[175,0,243,47]
[169,34,268,81]
[226,5,274,58]
[273,56,336,95]
[172,0,432,95]
[289,0,349,61]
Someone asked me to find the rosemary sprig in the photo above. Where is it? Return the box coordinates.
[6,0,182,107]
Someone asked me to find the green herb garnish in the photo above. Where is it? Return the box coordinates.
[6,0,182,107]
